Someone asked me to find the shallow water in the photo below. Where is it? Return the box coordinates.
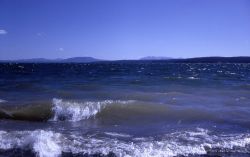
[0,62,250,157]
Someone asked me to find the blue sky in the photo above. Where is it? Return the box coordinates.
[0,0,249,60]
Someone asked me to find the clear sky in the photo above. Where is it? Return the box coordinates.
[0,0,249,60]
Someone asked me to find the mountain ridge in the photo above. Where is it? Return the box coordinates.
[140,56,173,60]
[1,56,250,63]
[0,57,101,63]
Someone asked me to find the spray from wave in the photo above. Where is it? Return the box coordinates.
[51,98,104,121]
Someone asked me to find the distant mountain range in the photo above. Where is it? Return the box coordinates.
[0,57,101,63]
[140,56,173,60]
[139,56,250,63]
[168,56,250,63]
[61,57,101,63]
[0,56,250,63]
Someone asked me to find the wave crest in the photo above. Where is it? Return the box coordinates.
[51,98,134,122]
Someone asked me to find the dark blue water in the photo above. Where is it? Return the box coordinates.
[0,62,250,157]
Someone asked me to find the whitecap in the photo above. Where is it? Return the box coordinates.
[0,99,7,103]
[187,77,199,80]
[105,132,131,138]
[51,98,134,122]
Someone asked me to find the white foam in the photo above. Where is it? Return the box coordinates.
[0,130,61,157]
[30,130,61,157]
[187,77,199,80]
[51,98,134,122]
[0,128,250,157]
[105,132,131,138]
[211,134,250,150]
[51,98,103,121]
[0,99,7,103]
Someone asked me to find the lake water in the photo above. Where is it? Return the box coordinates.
[0,62,250,157]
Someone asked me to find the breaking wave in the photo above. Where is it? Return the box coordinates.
[0,128,250,157]
[50,98,220,124]
[51,98,135,122]
[0,98,225,124]
[51,98,105,121]
[0,98,136,122]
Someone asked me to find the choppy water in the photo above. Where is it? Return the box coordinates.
[0,62,250,157]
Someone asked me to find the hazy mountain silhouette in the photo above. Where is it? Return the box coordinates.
[0,57,101,63]
[169,56,250,63]
[1,56,250,63]
[140,56,173,60]
[61,57,101,63]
